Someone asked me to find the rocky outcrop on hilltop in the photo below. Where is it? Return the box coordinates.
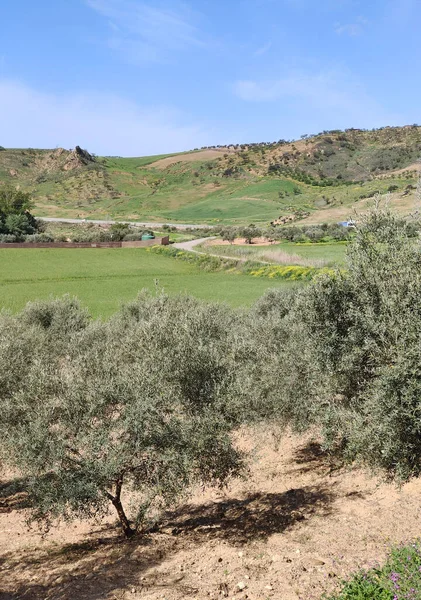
[62,146,96,171]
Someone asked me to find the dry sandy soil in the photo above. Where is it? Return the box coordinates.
[149,150,229,170]
[1,429,420,600]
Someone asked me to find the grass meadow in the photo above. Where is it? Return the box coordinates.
[201,240,348,267]
[0,248,296,317]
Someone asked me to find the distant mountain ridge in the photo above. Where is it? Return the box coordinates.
[0,125,420,225]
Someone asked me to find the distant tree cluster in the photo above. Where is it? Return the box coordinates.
[0,187,42,241]
[218,222,354,244]
[194,124,421,155]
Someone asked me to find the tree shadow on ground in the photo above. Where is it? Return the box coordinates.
[0,524,175,600]
[163,485,335,546]
[0,443,356,600]
[288,440,345,476]
[0,476,30,513]
[0,485,336,600]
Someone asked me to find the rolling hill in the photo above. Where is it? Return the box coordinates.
[0,125,420,225]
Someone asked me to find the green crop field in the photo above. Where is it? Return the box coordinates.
[199,241,347,267]
[0,248,297,317]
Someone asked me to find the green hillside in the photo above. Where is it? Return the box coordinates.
[0,125,420,225]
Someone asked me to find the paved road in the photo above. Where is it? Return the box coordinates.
[36,217,213,230]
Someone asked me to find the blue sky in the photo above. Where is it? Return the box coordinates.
[0,0,419,155]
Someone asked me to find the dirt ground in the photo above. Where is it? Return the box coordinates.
[2,430,421,600]
[149,150,229,170]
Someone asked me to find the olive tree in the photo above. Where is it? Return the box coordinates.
[220,227,236,244]
[246,287,328,430]
[277,207,421,483]
[0,293,249,537]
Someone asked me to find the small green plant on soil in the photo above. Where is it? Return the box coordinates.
[326,541,421,599]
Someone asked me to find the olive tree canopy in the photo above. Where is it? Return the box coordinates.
[265,208,421,484]
[0,293,253,536]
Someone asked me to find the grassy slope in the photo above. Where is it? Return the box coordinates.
[1,126,420,225]
[0,248,296,317]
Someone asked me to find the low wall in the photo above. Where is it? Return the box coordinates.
[0,236,170,249]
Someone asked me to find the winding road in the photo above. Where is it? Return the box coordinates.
[173,237,271,264]
[173,237,216,251]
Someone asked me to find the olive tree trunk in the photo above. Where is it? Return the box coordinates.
[107,478,135,538]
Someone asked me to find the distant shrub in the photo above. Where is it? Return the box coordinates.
[123,232,143,241]
[305,228,324,242]
[292,233,308,243]
[24,233,55,243]
[360,190,380,199]
[109,222,130,240]
[71,232,98,242]
[70,230,113,243]
[0,234,17,243]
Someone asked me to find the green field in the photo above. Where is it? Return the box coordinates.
[0,248,297,317]
[199,241,347,267]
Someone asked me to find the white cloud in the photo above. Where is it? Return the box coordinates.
[335,16,367,36]
[233,70,400,128]
[0,80,210,156]
[86,0,207,64]
[254,41,272,57]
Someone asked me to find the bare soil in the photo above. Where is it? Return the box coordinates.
[2,430,420,600]
[149,150,230,170]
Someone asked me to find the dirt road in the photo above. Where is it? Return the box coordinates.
[173,237,271,264]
